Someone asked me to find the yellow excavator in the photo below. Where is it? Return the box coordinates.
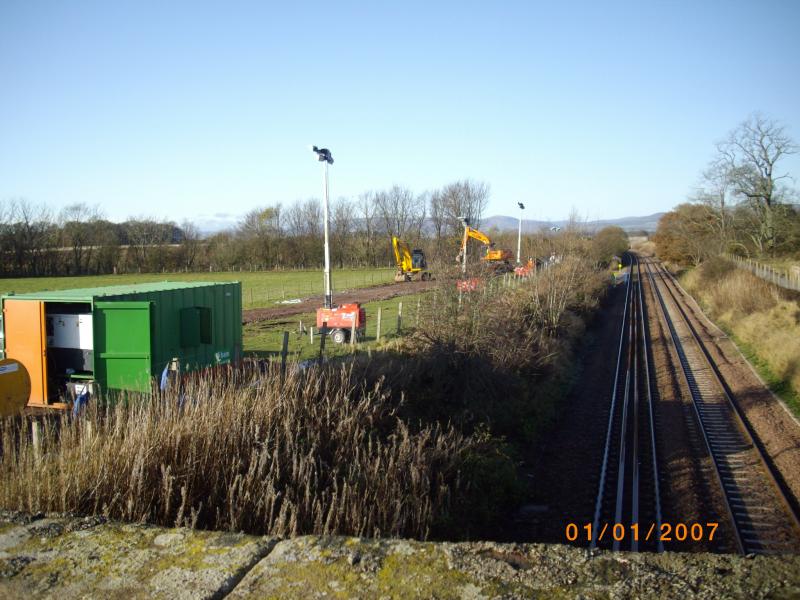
[392,236,432,282]
[456,226,514,273]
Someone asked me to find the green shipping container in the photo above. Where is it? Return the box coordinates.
[0,281,242,404]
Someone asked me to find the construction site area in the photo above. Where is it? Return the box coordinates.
[4,1,800,595]
[2,145,800,598]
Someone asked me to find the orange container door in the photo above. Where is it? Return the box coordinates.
[3,299,48,405]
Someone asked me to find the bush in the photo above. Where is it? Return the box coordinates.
[698,256,735,283]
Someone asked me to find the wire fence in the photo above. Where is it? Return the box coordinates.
[723,253,800,292]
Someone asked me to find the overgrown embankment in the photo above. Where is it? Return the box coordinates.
[0,257,607,541]
[682,257,800,414]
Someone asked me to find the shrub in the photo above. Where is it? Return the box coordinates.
[698,256,735,283]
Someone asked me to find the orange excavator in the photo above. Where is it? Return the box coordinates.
[456,226,514,274]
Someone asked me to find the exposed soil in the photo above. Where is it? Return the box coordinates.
[660,267,800,522]
[242,280,436,323]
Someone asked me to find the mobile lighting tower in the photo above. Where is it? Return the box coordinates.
[310,145,365,344]
[459,216,469,275]
[516,202,525,264]
[311,145,334,308]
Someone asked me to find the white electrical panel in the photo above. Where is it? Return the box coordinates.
[47,314,94,350]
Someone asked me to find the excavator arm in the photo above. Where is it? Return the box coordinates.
[457,226,514,267]
[465,227,492,246]
[392,236,413,273]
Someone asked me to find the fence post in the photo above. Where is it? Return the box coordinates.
[376,308,382,341]
[350,318,357,347]
[31,421,41,462]
[309,326,314,345]
[397,301,403,333]
[416,297,421,327]
[280,331,289,383]
[318,325,327,365]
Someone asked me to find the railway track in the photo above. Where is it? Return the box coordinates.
[591,255,663,551]
[643,257,800,555]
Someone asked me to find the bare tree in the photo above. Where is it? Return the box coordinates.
[691,159,734,248]
[59,203,104,274]
[238,205,282,268]
[355,191,378,265]
[332,197,354,268]
[284,199,322,267]
[125,218,169,271]
[4,199,56,276]
[374,185,426,241]
[439,179,490,237]
[428,189,447,256]
[717,114,798,255]
[179,219,202,270]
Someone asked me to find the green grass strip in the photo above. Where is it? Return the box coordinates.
[724,329,800,421]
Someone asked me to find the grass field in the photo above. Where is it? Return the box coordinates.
[245,293,426,361]
[0,268,395,309]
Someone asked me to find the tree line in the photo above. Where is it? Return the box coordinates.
[0,179,492,277]
[655,114,800,265]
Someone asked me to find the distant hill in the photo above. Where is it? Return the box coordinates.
[480,212,664,234]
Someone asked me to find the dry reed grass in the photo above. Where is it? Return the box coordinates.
[0,364,479,539]
[685,258,800,397]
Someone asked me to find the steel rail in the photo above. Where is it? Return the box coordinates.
[645,257,800,554]
[592,255,662,552]
[590,254,633,549]
[612,271,634,551]
[637,258,664,552]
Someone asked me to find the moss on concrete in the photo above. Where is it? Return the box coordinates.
[0,513,276,599]
[2,514,800,599]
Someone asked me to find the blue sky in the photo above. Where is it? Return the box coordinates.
[1,0,799,228]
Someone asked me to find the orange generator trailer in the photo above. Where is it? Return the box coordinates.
[316,304,366,344]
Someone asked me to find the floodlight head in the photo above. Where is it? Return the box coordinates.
[311,145,334,164]
[518,202,525,210]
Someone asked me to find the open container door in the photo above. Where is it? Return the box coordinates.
[2,299,48,404]
[94,301,153,394]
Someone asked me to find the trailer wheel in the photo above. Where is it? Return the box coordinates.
[330,329,347,344]
[421,272,430,281]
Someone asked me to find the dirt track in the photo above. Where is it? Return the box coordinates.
[242,279,436,323]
